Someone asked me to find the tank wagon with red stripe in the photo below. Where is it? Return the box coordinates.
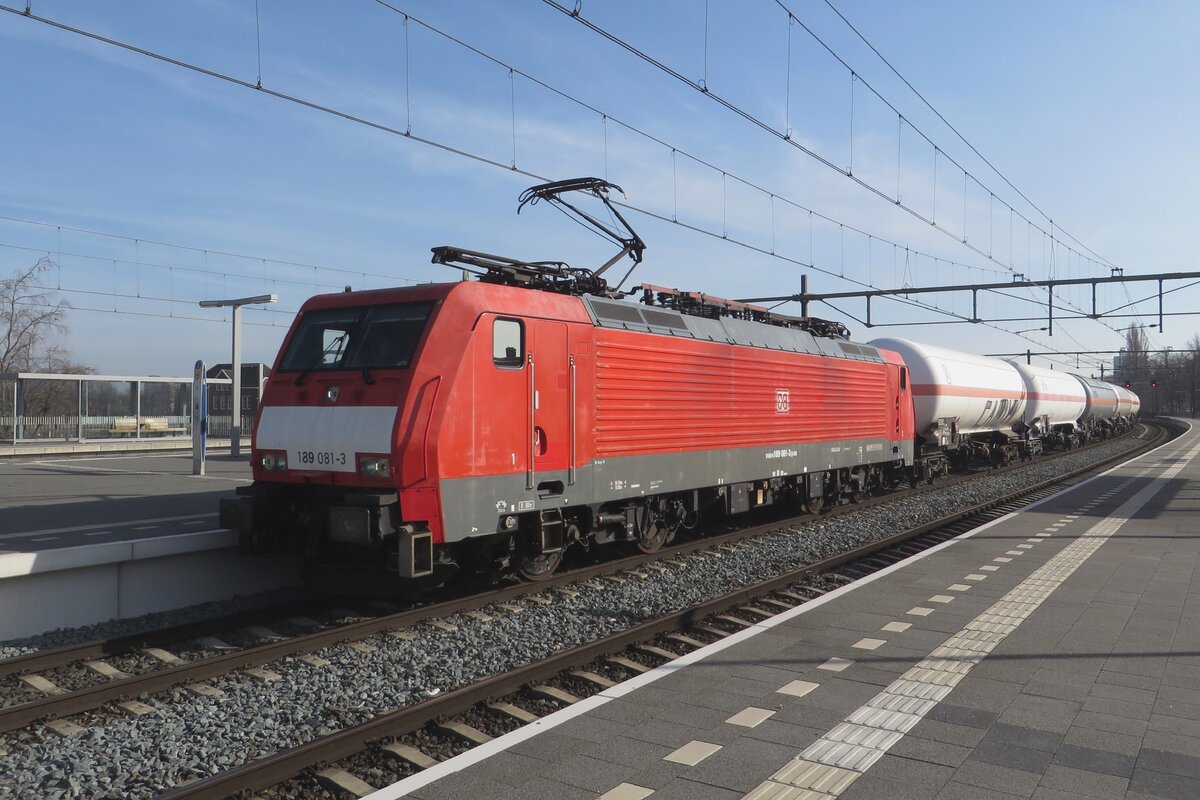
[1009,362,1087,448]
[869,337,1138,479]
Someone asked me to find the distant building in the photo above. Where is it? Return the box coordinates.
[206,363,270,421]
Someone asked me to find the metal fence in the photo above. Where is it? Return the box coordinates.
[0,372,249,444]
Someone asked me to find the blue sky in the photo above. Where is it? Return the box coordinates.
[1,0,1197,376]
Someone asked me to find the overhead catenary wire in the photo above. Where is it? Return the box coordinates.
[366,1,1007,277]
[0,0,1009,298]
[788,0,1118,275]
[817,0,1118,271]
[0,240,415,297]
[0,215,418,285]
[2,0,1021,325]
[368,0,1103,336]
[542,0,1122,333]
[0,2,1131,351]
[8,295,287,328]
[544,0,1110,283]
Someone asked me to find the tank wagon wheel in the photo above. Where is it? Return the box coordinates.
[803,496,825,515]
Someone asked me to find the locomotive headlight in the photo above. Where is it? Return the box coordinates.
[357,454,391,478]
[257,450,287,471]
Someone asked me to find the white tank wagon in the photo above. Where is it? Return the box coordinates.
[1074,374,1119,427]
[1076,376,1143,438]
[1113,384,1141,424]
[869,337,1034,476]
[1008,362,1087,448]
[1126,387,1142,417]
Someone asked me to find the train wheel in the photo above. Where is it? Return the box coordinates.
[803,496,825,515]
[517,549,564,581]
[635,521,671,553]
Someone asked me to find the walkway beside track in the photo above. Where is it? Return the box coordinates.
[376,421,1200,800]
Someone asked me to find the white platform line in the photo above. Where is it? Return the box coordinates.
[28,452,190,464]
[21,461,251,482]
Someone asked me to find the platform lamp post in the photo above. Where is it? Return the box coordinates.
[198,294,277,457]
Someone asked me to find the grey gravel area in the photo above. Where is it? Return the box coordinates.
[0,680,41,710]
[107,650,176,678]
[0,435,1148,799]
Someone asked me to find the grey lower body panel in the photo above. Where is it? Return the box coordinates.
[438,437,913,544]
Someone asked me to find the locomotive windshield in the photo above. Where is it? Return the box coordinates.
[279,302,433,373]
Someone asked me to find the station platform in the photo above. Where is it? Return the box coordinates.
[0,451,298,640]
[377,421,1200,800]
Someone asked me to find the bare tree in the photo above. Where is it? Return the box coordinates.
[1187,333,1200,417]
[1123,325,1149,373]
[1,257,72,373]
[0,259,93,436]
[1118,324,1151,390]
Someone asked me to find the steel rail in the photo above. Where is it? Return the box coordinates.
[153,420,1172,800]
[0,599,343,681]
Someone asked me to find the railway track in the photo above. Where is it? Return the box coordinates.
[0,424,1153,738]
[139,420,1173,800]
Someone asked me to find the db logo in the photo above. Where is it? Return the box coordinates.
[775,389,790,414]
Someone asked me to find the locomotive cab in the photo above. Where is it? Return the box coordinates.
[221,283,456,589]
[220,279,594,591]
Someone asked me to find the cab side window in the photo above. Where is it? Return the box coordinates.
[493,318,524,368]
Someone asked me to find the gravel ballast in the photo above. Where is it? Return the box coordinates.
[0,435,1150,799]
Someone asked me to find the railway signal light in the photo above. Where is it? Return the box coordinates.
[1124,381,1132,389]
[1151,380,1158,389]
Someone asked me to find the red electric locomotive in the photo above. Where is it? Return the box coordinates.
[221,179,915,589]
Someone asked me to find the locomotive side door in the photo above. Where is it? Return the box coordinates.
[527,320,571,495]
[482,314,533,481]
